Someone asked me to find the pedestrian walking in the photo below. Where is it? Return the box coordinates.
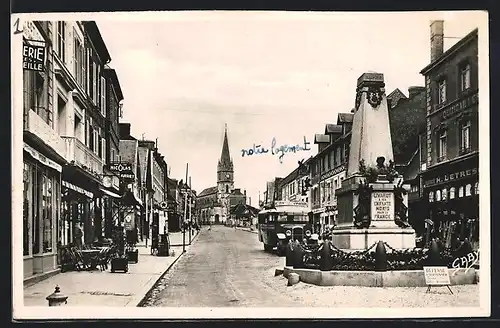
[74,223,83,248]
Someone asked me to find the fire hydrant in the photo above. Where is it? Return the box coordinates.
[46,285,68,306]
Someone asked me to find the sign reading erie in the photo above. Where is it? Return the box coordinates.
[371,192,394,221]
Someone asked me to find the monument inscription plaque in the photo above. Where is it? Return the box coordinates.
[371,191,394,221]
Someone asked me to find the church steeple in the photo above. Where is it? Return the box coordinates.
[217,123,234,185]
[220,123,231,166]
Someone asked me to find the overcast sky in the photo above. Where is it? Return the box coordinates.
[95,11,485,205]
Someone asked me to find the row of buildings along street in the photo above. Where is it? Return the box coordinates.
[22,20,196,281]
[261,21,479,251]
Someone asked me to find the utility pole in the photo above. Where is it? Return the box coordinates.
[183,163,188,253]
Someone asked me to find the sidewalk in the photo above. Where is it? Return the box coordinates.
[23,231,200,307]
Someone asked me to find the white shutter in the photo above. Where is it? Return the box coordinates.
[100,77,106,116]
[92,63,97,104]
[101,137,106,160]
[94,130,98,154]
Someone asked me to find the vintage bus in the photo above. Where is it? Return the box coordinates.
[257,200,317,255]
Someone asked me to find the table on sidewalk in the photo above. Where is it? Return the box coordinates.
[77,249,101,270]
[23,245,185,307]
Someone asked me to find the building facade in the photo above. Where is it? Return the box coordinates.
[420,22,479,249]
[101,66,123,240]
[309,113,352,233]
[23,21,66,278]
[22,20,122,279]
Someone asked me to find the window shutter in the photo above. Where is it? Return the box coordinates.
[101,137,106,161]
[94,130,99,155]
[100,77,106,116]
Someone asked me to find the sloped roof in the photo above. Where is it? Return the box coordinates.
[387,88,408,108]
[230,203,260,217]
[198,186,218,197]
[389,88,426,165]
[325,124,342,135]
[230,189,244,196]
[337,113,353,124]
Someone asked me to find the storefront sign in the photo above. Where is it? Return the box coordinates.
[120,173,135,180]
[109,162,133,173]
[62,180,93,198]
[23,142,62,172]
[424,167,478,187]
[124,214,133,230]
[371,192,394,221]
[321,164,347,181]
[441,93,478,120]
[23,43,46,72]
[275,200,308,208]
[423,267,451,285]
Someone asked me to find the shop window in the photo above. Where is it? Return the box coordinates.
[465,184,472,197]
[23,163,31,256]
[429,191,434,202]
[475,182,479,195]
[32,167,39,255]
[436,190,441,202]
[449,187,456,199]
[441,188,448,201]
[458,186,464,198]
[42,174,53,253]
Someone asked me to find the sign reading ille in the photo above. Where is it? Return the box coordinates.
[23,44,46,72]
[371,192,394,221]
[423,266,451,285]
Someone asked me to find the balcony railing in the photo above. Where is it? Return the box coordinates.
[459,146,472,156]
[437,155,447,163]
[61,136,103,177]
[24,109,66,157]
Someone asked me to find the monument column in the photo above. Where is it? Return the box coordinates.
[347,72,394,176]
[333,72,416,251]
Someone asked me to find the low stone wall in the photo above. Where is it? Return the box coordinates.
[283,266,477,287]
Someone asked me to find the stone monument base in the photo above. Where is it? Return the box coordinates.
[331,226,416,251]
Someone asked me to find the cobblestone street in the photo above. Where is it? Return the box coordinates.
[143,226,480,308]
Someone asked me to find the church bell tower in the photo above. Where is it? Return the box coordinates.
[217,124,234,219]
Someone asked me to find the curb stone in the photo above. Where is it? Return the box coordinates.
[170,230,201,247]
[131,231,201,307]
[126,250,184,307]
[235,227,258,234]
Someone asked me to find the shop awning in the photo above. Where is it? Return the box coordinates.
[99,187,122,199]
[62,180,93,198]
[121,190,143,207]
[24,142,62,173]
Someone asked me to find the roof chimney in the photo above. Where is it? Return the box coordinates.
[408,86,426,99]
[430,20,444,62]
[119,123,131,139]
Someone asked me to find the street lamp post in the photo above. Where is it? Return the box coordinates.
[189,176,192,245]
[182,163,188,253]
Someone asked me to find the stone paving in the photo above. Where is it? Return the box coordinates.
[23,231,199,307]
